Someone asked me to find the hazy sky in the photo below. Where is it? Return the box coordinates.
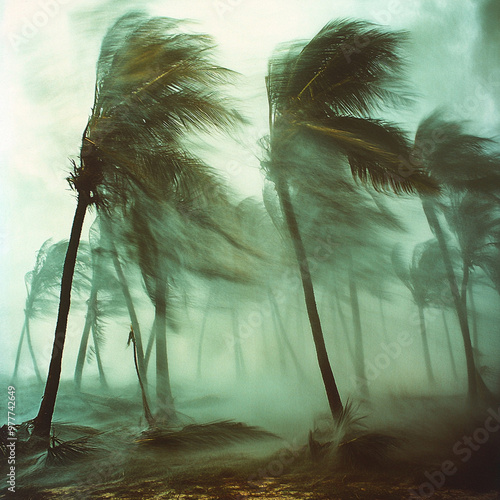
[1,0,499,368]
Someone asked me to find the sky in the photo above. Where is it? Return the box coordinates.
[0,0,499,377]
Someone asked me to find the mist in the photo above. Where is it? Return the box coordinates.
[1,1,500,499]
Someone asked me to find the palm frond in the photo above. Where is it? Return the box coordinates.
[414,110,500,192]
[136,421,279,449]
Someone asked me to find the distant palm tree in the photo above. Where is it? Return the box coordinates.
[30,12,242,446]
[74,220,127,391]
[413,110,500,405]
[262,20,433,419]
[392,239,450,383]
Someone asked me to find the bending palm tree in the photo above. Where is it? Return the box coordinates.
[31,12,241,446]
[392,239,449,384]
[413,111,500,404]
[262,20,432,419]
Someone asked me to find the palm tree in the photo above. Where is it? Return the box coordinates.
[74,220,127,390]
[30,12,242,446]
[392,239,450,384]
[14,239,91,386]
[413,110,500,405]
[262,20,433,419]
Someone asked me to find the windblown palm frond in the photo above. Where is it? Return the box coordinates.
[413,110,500,193]
[76,12,242,207]
[264,19,434,195]
[443,192,500,267]
[392,239,450,308]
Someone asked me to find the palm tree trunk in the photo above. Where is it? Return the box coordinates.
[468,281,479,352]
[334,288,355,362]
[155,276,174,420]
[379,297,389,342]
[442,311,458,379]
[268,290,305,378]
[110,246,148,388]
[421,198,477,404]
[92,322,108,390]
[348,255,369,398]
[74,287,97,390]
[14,317,43,383]
[269,292,287,372]
[232,308,245,379]
[12,322,27,381]
[276,177,343,419]
[144,319,156,372]
[31,195,89,445]
[196,298,210,379]
[418,305,435,383]
[25,319,42,383]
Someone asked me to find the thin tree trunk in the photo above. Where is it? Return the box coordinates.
[232,308,245,379]
[110,245,148,388]
[276,177,343,419]
[442,310,458,379]
[144,318,156,372]
[14,318,43,383]
[379,296,389,342]
[196,298,210,379]
[31,195,88,444]
[25,319,42,383]
[268,290,305,378]
[468,282,479,352]
[12,322,27,380]
[269,291,287,372]
[92,322,108,390]
[418,305,435,383]
[74,287,97,390]
[421,197,477,405]
[348,254,369,398]
[334,288,355,362]
[155,276,174,420]
[129,328,154,427]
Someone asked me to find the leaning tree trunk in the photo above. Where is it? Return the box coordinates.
[442,311,458,379]
[13,317,42,383]
[334,288,355,363]
[91,321,108,390]
[276,176,343,419]
[31,194,89,445]
[468,281,479,352]
[74,286,97,390]
[101,216,148,388]
[417,305,435,383]
[154,275,175,421]
[348,255,369,399]
[268,289,305,378]
[231,308,245,379]
[421,197,477,405]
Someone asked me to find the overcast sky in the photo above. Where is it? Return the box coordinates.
[1,0,499,368]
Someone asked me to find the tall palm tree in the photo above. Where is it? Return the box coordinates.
[413,110,500,404]
[262,20,433,419]
[30,12,242,446]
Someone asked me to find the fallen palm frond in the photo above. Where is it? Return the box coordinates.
[136,421,279,449]
[45,436,97,467]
